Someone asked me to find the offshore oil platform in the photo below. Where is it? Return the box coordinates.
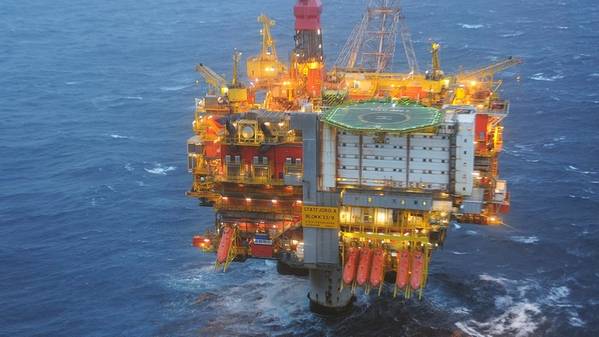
[187,0,521,314]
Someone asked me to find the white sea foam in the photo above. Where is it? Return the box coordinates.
[125,96,143,100]
[124,163,134,172]
[479,274,511,286]
[530,73,564,81]
[501,31,524,38]
[510,236,540,244]
[144,163,176,175]
[459,23,484,29]
[453,223,462,229]
[451,251,468,255]
[452,306,471,314]
[110,134,130,139]
[160,85,189,91]
[65,81,79,85]
[456,301,544,337]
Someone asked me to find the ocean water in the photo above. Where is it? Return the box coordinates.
[1,0,598,336]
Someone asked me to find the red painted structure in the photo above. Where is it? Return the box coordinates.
[293,0,322,30]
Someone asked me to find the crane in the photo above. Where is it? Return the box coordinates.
[246,14,287,83]
[195,63,228,95]
[426,41,444,80]
[458,57,523,82]
[258,14,277,61]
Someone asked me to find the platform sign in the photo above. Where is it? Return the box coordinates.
[302,206,339,229]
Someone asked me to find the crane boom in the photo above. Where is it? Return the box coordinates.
[459,57,523,80]
[258,14,277,60]
[195,63,227,94]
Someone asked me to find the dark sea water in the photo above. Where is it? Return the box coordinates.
[2,0,598,336]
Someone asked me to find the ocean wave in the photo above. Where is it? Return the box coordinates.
[566,165,597,175]
[501,31,524,38]
[510,236,539,244]
[124,163,134,172]
[479,273,510,286]
[456,301,544,337]
[530,73,564,81]
[144,163,176,175]
[453,223,462,229]
[160,85,189,92]
[451,251,469,255]
[110,134,130,139]
[459,23,484,29]
[125,96,143,100]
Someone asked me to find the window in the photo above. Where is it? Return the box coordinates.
[464,151,467,155]
[342,143,346,147]
[441,159,446,163]
[422,158,426,162]
[464,138,468,143]
[441,171,445,174]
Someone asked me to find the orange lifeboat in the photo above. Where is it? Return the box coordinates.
[369,248,385,287]
[356,247,372,286]
[410,250,424,290]
[342,246,359,285]
[216,227,234,264]
[395,249,410,289]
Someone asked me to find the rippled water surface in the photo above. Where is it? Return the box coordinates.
[1,0,599,336]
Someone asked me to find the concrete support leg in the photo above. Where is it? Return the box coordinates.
[308,268,354,315]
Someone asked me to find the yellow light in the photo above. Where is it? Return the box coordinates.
[296,200,302,204]
[271,199,277,204]
[283,81,291,86]
[469,80,478,87]
[222,196,228,201]
[264,122,270,126]
[246,198,252,202]
[278,122,284,127]
[291,239,299,245]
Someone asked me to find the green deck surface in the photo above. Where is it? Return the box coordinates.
[323,101,443,133]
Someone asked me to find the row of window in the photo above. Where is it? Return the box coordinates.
[339,143,450,151]
[340,166,448,175]
[225,155,302,164]
[338,154,448,163]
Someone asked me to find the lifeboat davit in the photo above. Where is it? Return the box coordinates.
[356,247,373,286]
[342,246,360,285]
[410,250,424,290]
[216,227,234,264]
[395,249,410,289]
[369,248,385,287]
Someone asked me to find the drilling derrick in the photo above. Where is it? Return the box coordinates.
[336,0,418,73]
[292,0,324,101]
